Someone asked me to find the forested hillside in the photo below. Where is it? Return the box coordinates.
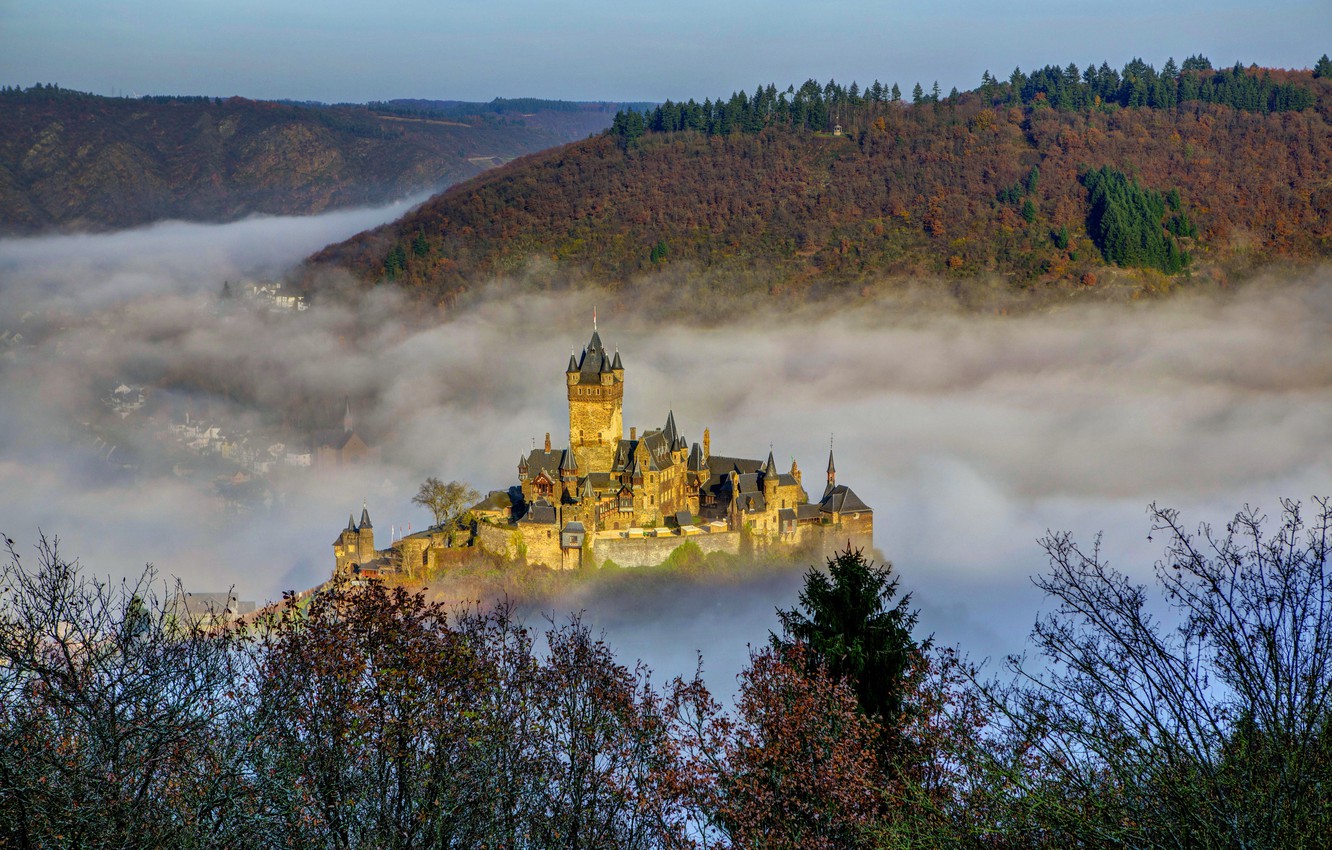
[310,56,1332,306]
[0,86,625,233]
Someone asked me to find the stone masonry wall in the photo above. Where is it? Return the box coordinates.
[592,530,742,568]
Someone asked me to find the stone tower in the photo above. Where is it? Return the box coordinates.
[566,328,623,474]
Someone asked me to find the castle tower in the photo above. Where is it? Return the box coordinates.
[358,505,375,560]
[566,328,624,474]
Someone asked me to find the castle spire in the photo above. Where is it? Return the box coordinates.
[347,513,357,532]
[360,503,373,529]
[827,436,836,488]
[343,395,354,433]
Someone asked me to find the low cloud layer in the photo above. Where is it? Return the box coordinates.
[2,210,1330,688]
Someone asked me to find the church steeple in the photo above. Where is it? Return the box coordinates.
[343,396,354,433]
[826,443,836,488]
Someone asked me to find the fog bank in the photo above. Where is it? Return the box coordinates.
[2,210,1329,686]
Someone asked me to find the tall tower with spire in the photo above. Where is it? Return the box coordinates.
[566,325,624,474]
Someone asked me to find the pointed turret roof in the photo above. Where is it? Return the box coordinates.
[567,352,578,372]
[518,454,528,470]
[347,513,357,532]
[343,396,354,433]
[360,506,372,529]
[827,447,836,477]
[559,448,578,472]
[688,442,706,471]
[764,451,777,476]
[663,410,679,445]
[612,350,623,370]
[575,328,611,377]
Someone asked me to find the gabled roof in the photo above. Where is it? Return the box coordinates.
[820,485,871,514]
[523,448,564,477]
[519,499,558,524]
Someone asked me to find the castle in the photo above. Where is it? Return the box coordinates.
[335,326,872,575]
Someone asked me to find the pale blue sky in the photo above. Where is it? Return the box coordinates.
[1,0,1328,103]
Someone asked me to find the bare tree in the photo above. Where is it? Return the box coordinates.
[987,498,1332,847]
[411,476,480,529]
[0,533,259,849]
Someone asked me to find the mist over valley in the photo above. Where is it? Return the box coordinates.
[3,205,1329,688]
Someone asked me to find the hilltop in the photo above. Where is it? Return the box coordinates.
[308,57,1332,310]
[0,86,634,234]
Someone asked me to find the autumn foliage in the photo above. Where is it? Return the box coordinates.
[310,62,1332,305]
[4,507,1332,847]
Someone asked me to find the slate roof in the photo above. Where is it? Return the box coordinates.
[519,499,558,524]
[795,504,823,521]
[522,448,575,478]
[820,485,872,514]
[687,442,706,471]
[573,330,613,381]
[612,429,674,473]
[360,507,373,529]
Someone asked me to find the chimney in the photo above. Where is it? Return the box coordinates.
[630,426,637,440]
[544,432,551,451]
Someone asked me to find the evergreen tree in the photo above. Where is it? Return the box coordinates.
[911,82,924,104]
[1315,54,1332,79]
[890,82,902,102]
[772,547,923,724]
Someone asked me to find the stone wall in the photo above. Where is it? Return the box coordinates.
[592,530,742,568]
[475,521,522,561]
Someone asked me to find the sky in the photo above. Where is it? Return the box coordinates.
[1,0,1329,103]
[2,203,1330,692]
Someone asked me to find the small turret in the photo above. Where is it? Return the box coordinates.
[791,458,801,486]
[545,432,552,452]
[343,396,354,433]
[347,513,358,532]
[827,446,836,489]
[688,442,706,472]
[703,428,711,460]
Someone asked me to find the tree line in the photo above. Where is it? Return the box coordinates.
[3,497,1331,848]
[613,54,1322,144]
